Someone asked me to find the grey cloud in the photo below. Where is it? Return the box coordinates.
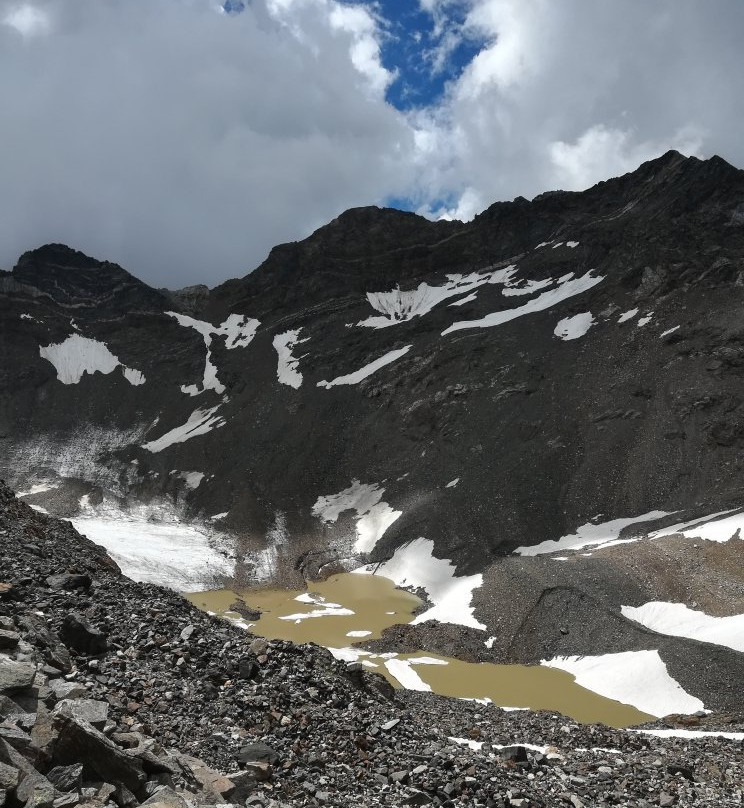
[1,0,743,287]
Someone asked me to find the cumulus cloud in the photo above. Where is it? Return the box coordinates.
[0,0,742,287]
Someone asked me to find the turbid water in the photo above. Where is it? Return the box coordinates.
[187,572,653,727]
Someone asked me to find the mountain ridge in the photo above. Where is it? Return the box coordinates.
[2,150,744,709]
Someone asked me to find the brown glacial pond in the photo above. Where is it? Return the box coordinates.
[187,572,652,728]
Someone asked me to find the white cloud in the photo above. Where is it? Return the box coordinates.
[549,124,705,190]
[2,2,49,36]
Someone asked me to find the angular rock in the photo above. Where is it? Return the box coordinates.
[51,714,145,793]
[53,700,108,732]
[45,765,83,793]
[0,762,19,791]
[237,743,279,766]
[0,633,19,652]
[46,575,91,591]
[0,657,36,695]
[139,786,189,808]
[59,616,107,656]
[0,722,31,750]
[48,682,87,703]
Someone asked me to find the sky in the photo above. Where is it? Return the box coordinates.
[1,1,743,289]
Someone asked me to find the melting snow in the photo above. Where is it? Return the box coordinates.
[273,329,308,389]
[502,278,554,297]
[514,511,672,556]
[649,509,744,543]
[178,471,205,490]
[312,479,401,553]
[142,406,226,453]
[70,512,231,592]
[167,312,259,396]
[17,482,60,497]
[621,602,744,652]
[318,346,411,389]
[346,630,372,638]
[358,267,517,329]
[384,658,431,691]
[632,729,744,741]
[617,309,638,323]
[40,334,146,386]
[449,292,478,307]
[355,537,485,629]
[542,650,704,717]
[554,312,595,341]
[443,272,604,335]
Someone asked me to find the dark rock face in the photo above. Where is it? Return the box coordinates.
[4,151,744,585]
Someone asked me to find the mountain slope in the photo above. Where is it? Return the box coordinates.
[2,151,744,697]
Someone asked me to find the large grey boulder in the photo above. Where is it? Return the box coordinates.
[51,714,145,793]
[0,657,36,695]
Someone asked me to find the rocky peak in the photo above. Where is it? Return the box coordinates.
[9,244,168,314]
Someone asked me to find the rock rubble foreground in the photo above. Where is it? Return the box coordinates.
[0,482,741,808]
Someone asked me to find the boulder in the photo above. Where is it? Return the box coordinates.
[51,715,145,793]
[59,616,107,656]
[45,575,91,591]
[48,682,86,703]
[0,633,19,652]
[237,743,279,766]
[0,657,36,695]
[52,700,108,732]
[45,765,83,793]
[139,786,189,808]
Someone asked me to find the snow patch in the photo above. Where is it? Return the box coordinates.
[649,509,744,543]
[554,312,595,341]
[617,309,638,323]
[514,511,672,556]
[312,479,401,553]
[346,630,372,638]
[566,241,580,248]
[167,312,259,396]
[40,334,145,386]
[637,312,654,327]
[502,278,554,297]
[445,478,460,488]
[17,482,60,497]
[318,346,411,388]
[178,471,205,490]
[444,272,604,335]
[70,508,231,592]
[449,292,478,307]
[542,650,704,717]
[272,329,308,389]
[142,406,226,453]
[660,326,680,338]
[384,658,431,691]
[621,602,744,653]
[355,537,485,629]
[358,267,517,329]
[632,729,744,741]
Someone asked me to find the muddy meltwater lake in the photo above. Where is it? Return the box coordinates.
[186,572,653,728]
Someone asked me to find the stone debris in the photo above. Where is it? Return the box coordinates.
[0,481,742,808]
